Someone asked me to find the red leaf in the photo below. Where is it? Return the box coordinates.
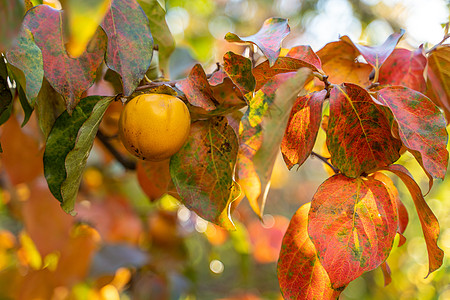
[175,64,217,111]
[101,0,153,96]
[341,30,405,70]
[223,51,256,93]
[253,56,316,90]
[136,159,171,202]
[379,47,427,93]
[208,69,228,86]
[286,45,322,71]
[380,262,392,286]
[317,41,372,87]
[22,5,106,112]
[278,202,343,299]
[382,164,444,276]
[377,86,448,179]
[372,172,409,247]
[281,90,326,169]
[225,18,290,66]
[170,117,239,228]
[427,45,450,118]
[327,84,401,177]
[308,174,398,289]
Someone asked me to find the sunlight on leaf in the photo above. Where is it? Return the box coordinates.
[223,51,255,93]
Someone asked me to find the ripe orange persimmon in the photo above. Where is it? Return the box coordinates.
[118,93,191,161]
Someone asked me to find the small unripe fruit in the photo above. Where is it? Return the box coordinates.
[118,93,191,161]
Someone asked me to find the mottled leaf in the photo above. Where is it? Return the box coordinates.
[44,96,113,214]
[327,83,401,177]
[278,202,343,299]
[6,27,43,106]
[208,69,228,86]
[0,0,24,51]
[65,0,112,57]
[225,17,290,66]
[427,45,450,118]
[101,0,153,96]
[341,30,405,71]
[281,90,326,169]
[286,45,322,71]
[0,55,12,118]
[308,174,398,289]
[138,0,175,69]
[237,69,310,216]
[22,5,107,112]
[379,47,427,93]
[382,164,444,276]
[253,56,318,90]
[223,51,255,93]
[175,64,217,111]
[170,116,239,228]
[189,77,246,119]
[317,41,372,86]
[377,86,448,179]
[372,172,409,247]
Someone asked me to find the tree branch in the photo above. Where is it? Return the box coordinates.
[96,129,137,170]
[310,151,339,174]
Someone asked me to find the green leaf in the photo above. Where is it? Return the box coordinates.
[327,83,402,177]
[101,0,153,96]
[21,5,107,112]
[6,27,44,106]
[225,18,290,66]
[44,96,113,214]
[138,0,175,70]
[0,54,12,119]
[17,84,33,127]
[237,69,311,216]
[170,116,239,229]
[35,78,66,140]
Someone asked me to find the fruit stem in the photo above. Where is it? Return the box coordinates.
[310,151,340,174]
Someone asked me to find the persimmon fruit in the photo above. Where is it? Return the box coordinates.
[118,93,191,161]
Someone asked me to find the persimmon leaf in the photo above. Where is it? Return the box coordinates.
[225,17,290,66]
[278,202,343,300]
[341,30,405,70]
[427,45,450,118]
[6,27,43,106]
[0,0,24,51]
[44,96,114,214]
[286,45,322,71]
[380,262,392,286]
[377,86,448,180]
[237,69,310,216]
[281,90,326,169]
[253,57,318,90]
[101,0,153,96]
[0,55,12,118]
[223,51,255,93]
[317,41,372,86]
[379,47,427,93]
[20,5,106,113]
[138,0,175,69]
[382,164,444,276]
[308,174,398,289]
[65,0,112,57]
[170,116,239,229]
[371,172,409,247]
[175,64,217,111]
[327,83,401,177]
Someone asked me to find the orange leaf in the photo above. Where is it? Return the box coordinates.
[278,203,342,299]
[136,159,171,202]
[381,164,444,276]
